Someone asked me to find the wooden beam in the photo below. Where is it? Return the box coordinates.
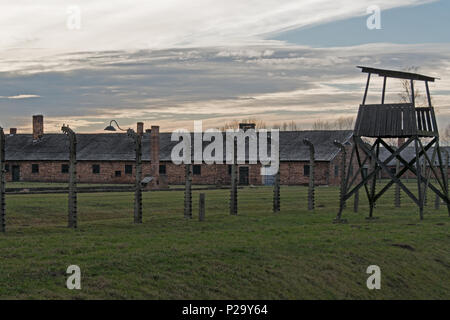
[362,73,371,105]
[357,66,437,82]
[425,81,433,107]
[381,76,387,104]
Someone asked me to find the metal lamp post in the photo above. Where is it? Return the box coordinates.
[105,120,143,224]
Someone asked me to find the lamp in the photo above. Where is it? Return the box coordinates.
[104,120,126,132]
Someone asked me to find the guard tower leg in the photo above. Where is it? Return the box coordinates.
[414,139,424,220]
[368,140,380,219]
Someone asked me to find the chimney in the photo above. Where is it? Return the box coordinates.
[137,122,144,136]
[10,128,17,135]
[151,126,160,179]
[239,123,255,131]
[33,115,44,140]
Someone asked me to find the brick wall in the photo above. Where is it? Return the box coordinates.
[4,160,346,186]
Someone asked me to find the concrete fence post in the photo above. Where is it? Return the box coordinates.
[0,127,5,232]
[62,125,77,229]
[185,164,192,219]
[230,139,238,215]
[435,149,448,210]
[333,140,347,222]
[303,138,315,211]
[435,192,440,209]
[438,149,450,211]
[199,193,205,221]
[127,129,143,224]
[273,165,280,213]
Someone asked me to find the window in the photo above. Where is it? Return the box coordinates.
[349,165,353,176]
[303,164,310,176]
[61,164,69,173]
[159,164,166,175]
[92,164,100,174]
[193,165,201,175]
[5,164,9,173]
[32,164,39,174]
[115,170,121,177]
[334,165,339,177]
[390,167,396,175]
[125,165,132,175]
[228,165,232,175]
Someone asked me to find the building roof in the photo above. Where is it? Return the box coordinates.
[4,130,353,162]
[357,66,437,82]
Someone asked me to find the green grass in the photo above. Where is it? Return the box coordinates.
[0,184,448,299]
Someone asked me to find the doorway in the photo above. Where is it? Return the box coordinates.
[239,166,249,185]
[12,165,20,181]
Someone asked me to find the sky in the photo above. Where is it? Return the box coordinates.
[0,0,449,133]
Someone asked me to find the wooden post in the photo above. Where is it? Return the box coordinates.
[354,189,359,213]
[230,139,238,215]
[127,129,142,224]
[199,193,205,221]
[62,125,77,229]
[368,140,380,219]
[381,76,387,104]
[395,156,401,208]
[184,164,192,219]
[303,139,315,211]
[334,140,347,223]
[415,139,424,220]
[0,127,5,232]
[362,73,371,105]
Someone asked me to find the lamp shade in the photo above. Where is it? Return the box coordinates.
[104,125,116,131]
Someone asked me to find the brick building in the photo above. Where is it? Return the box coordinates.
[378,146,450,179]
[3,115,355,186]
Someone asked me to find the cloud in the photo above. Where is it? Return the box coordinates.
[1,42,449,132]
[0,0,432,54]
[0,94,41,99]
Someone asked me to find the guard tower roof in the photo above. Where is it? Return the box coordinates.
[357,66,438,82]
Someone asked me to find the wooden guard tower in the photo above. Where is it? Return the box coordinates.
[335,66,449,222]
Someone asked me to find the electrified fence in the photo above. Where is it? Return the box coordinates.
[2,67,450,232]
[0,127,5,232]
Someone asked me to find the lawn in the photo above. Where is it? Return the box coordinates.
[0,184,448,299]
